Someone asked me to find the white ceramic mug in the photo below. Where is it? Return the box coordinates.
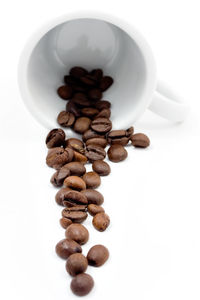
[18,12,189,129]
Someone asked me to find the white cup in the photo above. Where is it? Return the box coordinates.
[18,12,189,129]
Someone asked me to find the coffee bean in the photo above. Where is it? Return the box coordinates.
[50,166,70,187]
[65,138,84,149]
[66,100,81,117]
[57,111,75,127]
[62,205,87,212]
[46,147,73,169]
[82,129,105,142]
[82,171,101,189]
[86,138,107,148]
[70,273,94,296]
[72,93,91,107]
[81,189,104,205]
[91,118,112,133]
[107,127,134,146]
[64,176,86,191]
[87,245,109,267]
[57,86,73,100]
[65,224,89,245]
[71,83,88,93]
[87,204,105,216]
[61,210,88,223]
[55,187,72,206]
[90,69,103,81]
[94,100,111,110]
[66,253,88,276]
[92,160,111,176]
[70,67,88,79]
[73,151,87,164]
[61,190,87,207]
[92,212,110,231]
[95,108,111,119]
[60,217,72,229]
[85,144,106,162]
[64,75,78,85]
[46,128,65,149]
[74,117,91,134]
[69,143,85,154]
[88,88,102,101]
[81,107,99,118]
[99,76,113,91]
[55,239,82,259]
[80,75,96,86]
[130,133,150,148]
[107,144,127,162]
[63,162,86,176]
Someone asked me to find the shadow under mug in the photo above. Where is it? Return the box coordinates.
[18,12,189,129]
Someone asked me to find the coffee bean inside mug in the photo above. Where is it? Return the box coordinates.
[45,66,150,296]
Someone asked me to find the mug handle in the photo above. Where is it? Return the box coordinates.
[149,80,189,122]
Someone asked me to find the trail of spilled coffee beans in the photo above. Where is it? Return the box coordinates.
[45,66,150,296]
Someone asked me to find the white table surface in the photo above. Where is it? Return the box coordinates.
[1,1,200,299]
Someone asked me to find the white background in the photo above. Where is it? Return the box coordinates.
[0,1,200,299]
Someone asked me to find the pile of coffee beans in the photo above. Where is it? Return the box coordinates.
[45,66,150,296]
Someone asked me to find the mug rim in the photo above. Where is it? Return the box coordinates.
[18,11,157,129]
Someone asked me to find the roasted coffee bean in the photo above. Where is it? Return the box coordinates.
[64,176,86,191]
[107,144,128,162]
[87,245,109,267]
[73,151,87,164]
[61,210,88,223]
[65,138,84,149]
[83,172,101,189]
[130,133,150,148]
[62,205,87,212]
[90,69,103,81]
[55,187,72,206]
[87,204,105,216]
[81,107,99,118]
[95,108,111,119]
[57,85,73,100]
[46,128,65,149]
[88,88,102,101]
[80,75,96,86]
[94,100,111,110]
[66,100,81,117]
[71,83,88,93]
[70,273,94,296]
[50,166,70,187]
[86,137,107,148]
[91,117,112,133]
[64,75,78,85]
[70,67,88,79]
[82,129,105,142]
[61,190,88,207]
[99,76,113,91]
[107,127,134,146]
[57,111,75,127]
[63,162,86,176]
[72,93,91,107]
[46,147,73,169]
[74,117,91,134]
[92,212,110,232]
[81,189,104,205]
[66,224,89,245]
[55,239,82,259]
[92,160,111,176]
[60,217,72,229]
[85,144,106,162]
[66,253,88,276]
[69,143,85,154]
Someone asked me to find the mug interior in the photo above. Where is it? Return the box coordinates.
[25,17,153,129]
